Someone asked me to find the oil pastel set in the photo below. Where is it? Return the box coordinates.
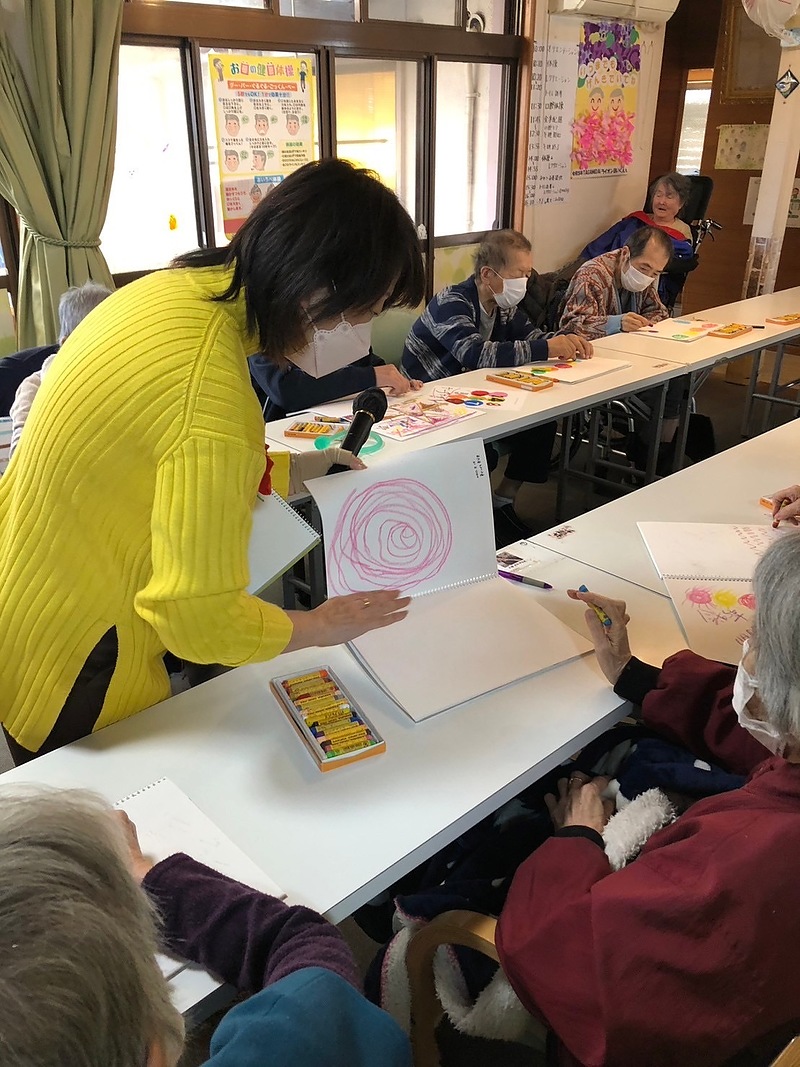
[270,666,386,771]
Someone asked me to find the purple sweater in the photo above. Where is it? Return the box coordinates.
[142,853,359,992]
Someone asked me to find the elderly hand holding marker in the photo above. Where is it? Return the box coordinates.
[567,587,631,685]
[771,484,800,526]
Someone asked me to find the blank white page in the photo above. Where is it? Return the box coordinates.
[115,778,284,898]
[350,577,591,721]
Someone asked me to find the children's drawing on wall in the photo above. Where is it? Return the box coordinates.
[572,22,639,177]
[327,480,453,595]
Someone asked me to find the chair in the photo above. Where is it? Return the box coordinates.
[407,910,502,1067]
[407,908,800,1067]
[371,306,422,367]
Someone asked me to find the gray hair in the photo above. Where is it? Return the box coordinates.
[752,531,800,738]
[57,280,112,343]
[0,787,184,1067]
[474,229,532,279]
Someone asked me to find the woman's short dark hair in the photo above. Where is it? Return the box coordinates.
[650,171,692,208]
[172,159,425,364]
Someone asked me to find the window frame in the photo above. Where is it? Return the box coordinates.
[110,2,524,297]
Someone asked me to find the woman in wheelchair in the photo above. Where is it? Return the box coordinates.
[580,171,697,310]
[496,532,800,1067]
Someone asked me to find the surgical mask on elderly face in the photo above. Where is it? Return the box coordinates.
[620,263,656,293]
[489,270,528,309]
[732,640,785,755]
[290,314,373,378]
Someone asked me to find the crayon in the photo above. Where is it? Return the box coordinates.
[312,725,373,746]
[283,670,331,689]
[578,584,612,628]
[773,498,791,529]
[321,736,377,758]
[304,708,361,727]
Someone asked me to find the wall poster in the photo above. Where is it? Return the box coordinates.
[571,21,640,177]
[208,53,315,238]
[525,41,579,206]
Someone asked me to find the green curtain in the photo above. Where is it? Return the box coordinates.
[0,0,122,347]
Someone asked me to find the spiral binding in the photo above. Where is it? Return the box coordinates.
[415,571,498,598]
[114,777,167,806]
[664,573,751,583]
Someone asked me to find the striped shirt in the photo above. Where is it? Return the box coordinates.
[401,276,549,382]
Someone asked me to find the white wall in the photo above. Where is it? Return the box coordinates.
[523,12,667,271]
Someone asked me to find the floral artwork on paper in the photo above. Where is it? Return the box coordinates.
[683,586,755,627]
[571,21,639,176]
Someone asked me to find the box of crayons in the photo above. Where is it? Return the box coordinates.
[270,666,385,772]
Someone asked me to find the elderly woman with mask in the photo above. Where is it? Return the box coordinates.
[496,532,800,1067]
[0,787,410,1067]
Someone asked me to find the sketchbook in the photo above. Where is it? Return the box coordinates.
[306,440,591,722]
[637,522,786,664]
[525,355,632,383]
[636,318,721,343]
[115,778,284,979]
[248,491,319,595]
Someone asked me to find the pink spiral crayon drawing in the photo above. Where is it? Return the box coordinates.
[327,478,453,594]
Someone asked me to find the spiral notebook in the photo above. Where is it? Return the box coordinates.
[115,778,285,980]
[307,440,590,722]
[248,491,319,595]
[638,521,785,663]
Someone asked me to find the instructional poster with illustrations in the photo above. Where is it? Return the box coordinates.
[572,21,639,177]
[208,53,315,238]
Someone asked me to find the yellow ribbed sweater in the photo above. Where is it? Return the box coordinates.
[0,264,293,752]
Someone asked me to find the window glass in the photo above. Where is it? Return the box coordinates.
[433,243,479,292]
[369,0,459,25]
[0,242,6,276]
[163,0,266,7]
[467,0,506,33]
[676,72,713,176]
[335,57,417,220]
[277,0,354,19]
[434,62,505,236]
[201,48,319,244]
[101,45,196,274]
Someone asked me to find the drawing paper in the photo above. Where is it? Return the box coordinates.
[526,355,631,382]
[307,440,591,721]
[636,319,721,343]
[638,521,786,663]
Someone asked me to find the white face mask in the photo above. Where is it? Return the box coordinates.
[732,640,785,755]
[290,314,373,378]
[489,270,528,309]
[620,263,656,293]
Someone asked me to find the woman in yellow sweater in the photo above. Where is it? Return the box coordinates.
[0,160,425,764]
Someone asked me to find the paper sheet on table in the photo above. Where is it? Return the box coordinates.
[307,440,590,720]
[526,355,631,382]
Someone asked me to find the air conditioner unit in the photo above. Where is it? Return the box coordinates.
[549,0,679,23]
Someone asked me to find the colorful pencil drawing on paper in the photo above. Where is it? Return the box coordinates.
[683,587,755,626]
[327,479,453,594]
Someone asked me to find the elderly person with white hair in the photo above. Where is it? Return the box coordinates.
[496,532,800,1067]
[8,280,112,458]
[0,788,410,1067]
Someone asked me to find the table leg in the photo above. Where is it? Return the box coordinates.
[669,371,694,474]
[555,413,574,522]
[741,347,764,438]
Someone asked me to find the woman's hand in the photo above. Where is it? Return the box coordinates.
[114,810,155,884]
[621,312,651,333]
[545,775,613,835]
[286,589,410,651]
[547,334,594,362]
[567,588,632,685]
[771,485,800,525]
[288,447,365,495]
[374,364,422,396]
